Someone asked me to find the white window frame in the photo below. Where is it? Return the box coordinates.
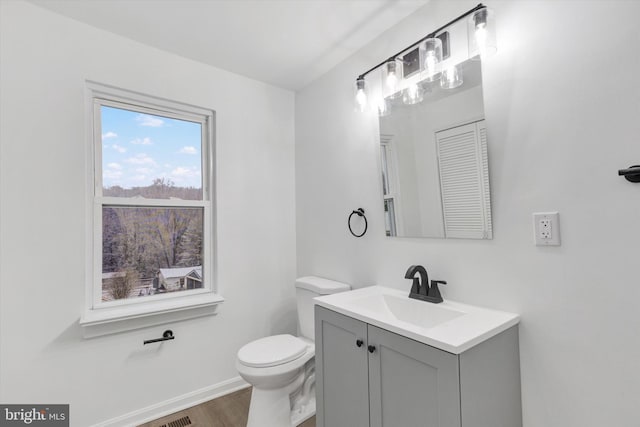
[81,82,223,335]
[380,134,403,236]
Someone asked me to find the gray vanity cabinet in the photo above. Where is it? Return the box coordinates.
[367,324,461,427]
[315,305,522,427]
[314,305,370,427]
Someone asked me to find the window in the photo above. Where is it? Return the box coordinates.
[82,83,222,330]
[380,134,399,237]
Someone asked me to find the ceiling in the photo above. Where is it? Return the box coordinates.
[28,0,429,91]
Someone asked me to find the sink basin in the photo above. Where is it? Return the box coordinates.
[349,293,465,329]
[314,286,519,354]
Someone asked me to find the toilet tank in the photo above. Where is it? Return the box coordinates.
[296,276,351,341]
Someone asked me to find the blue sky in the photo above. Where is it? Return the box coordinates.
[101,106,202,189]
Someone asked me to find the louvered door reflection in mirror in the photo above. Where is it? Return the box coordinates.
[378,59,492,239]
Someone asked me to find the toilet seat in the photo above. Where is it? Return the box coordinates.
[238,334,307,368]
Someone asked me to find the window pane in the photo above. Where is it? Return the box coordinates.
[101,105,203,200]
[102,206,204,301]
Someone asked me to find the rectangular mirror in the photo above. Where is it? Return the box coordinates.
[378,58,492,239]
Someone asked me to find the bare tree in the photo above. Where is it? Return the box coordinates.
[102,181,205,297]
[109,269,139,300]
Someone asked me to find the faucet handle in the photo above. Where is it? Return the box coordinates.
[427,280,447,303]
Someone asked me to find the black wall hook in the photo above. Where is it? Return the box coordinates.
[618,165,640,183]
[348,208,368,238]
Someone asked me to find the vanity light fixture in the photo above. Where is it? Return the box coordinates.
[382,58,402,98]
[421,38,443,82]
[402,83,425,105]
[354,3,494,114]
[440,64,463,89]
[469,7,497,58]
[354,76,368,112]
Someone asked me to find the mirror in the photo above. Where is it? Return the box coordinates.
[378,58,492,239]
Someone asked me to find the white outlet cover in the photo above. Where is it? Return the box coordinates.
[533,212,560,246]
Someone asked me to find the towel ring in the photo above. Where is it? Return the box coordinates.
[348,208,368,238]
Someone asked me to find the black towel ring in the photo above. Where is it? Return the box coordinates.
[348,208,368,238]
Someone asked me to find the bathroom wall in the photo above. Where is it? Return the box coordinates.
[0,1,296,425]
[296,1,640,426]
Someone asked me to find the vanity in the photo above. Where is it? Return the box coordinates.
[314,286,522,427]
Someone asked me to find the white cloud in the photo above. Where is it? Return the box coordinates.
[135,167,153,174]
[102,131,118,140]
[125,153,157,166]
[132,174,148,182]
[112,144,127,153]
[103,169,123,180]
[131,137,152,145]
[107,162,122,170]
[171,167,193,177]
[179,146,197,154]
[170,166,200,180]
[136,114,164,127]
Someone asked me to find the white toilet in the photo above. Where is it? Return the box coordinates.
[236,276,351,427]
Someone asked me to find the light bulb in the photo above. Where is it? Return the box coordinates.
[421,38,443,82]
[386,73,398,91]
[383,59,402,98]
[469,8,497,59]
[475,22,488,57]
[354,77,368,112]
[425,52,437,76]
[402,83,424,105]
[440,65,463,89]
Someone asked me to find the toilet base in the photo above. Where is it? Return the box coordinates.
[246,371,305,427]
[290,363,316,426]
[291,397,315,426]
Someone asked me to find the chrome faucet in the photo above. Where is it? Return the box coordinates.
[404,265,447,304]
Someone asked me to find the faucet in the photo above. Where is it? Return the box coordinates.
[404,265,447,304]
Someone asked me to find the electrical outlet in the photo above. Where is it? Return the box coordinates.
[533,212,560,246]
[539,219,551,239]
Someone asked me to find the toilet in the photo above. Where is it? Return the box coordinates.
[236,276,351,427]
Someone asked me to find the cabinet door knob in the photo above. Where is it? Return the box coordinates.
[356,339,364,348]
[368,345,376,353]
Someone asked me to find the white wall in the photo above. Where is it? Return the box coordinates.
[0,2,296,426]
[296,1,640,426]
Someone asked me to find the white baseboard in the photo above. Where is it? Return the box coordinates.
[91,376,249,427]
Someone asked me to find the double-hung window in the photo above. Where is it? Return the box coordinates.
[82,83,221,331]
[380,134,400,237]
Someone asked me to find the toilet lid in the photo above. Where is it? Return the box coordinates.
[237,334,308,368]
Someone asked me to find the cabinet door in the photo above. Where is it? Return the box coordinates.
[315,306,370,427]
[368,325,461,427]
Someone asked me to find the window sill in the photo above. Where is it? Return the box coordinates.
[80,292,224,338]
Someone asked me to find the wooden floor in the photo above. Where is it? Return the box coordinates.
[138,387,315,427]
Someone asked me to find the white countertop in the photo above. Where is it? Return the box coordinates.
[314,285,520,354]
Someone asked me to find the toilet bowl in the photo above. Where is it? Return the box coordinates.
[236,276,351,427]
[237,335,314,427]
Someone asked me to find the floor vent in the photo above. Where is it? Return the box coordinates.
[159,415,192,427]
